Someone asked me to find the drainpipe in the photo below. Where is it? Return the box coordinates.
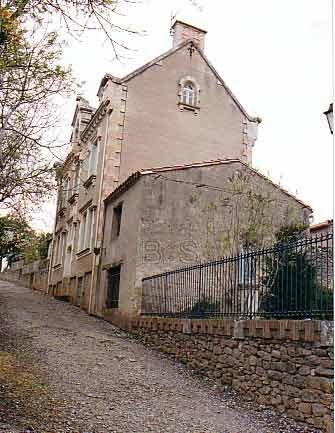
[95,192,108,315]
[46,164,62,295]
[88,105,112,315]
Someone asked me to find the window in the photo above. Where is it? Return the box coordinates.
[54,234,60,265]
[55,231,66,265]
[58,179,66,210]
[182,83,195,106]
[65,177,71,202]
[62,232,67,261]
[111,203,123,239]
[76,277,83,304]
[88,140,98,177]
[78,213,86,251]
[106,265,121,308]
[73,163,80,194]
[178,76,200,109]
[78,207,95,252]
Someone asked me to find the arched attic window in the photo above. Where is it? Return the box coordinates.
[182,82,196,106]
[178,76,200,112]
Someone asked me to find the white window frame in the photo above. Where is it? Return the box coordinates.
[78,213,86,251]
[178,76,200,109]
[78,207,95,253]
[54,231,67,265]
[74,163,80,194]
[88,140,98,178]
[182,83,195,106]
[65,176,71,202]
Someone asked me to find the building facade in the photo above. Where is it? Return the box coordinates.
[48,21,260,310]
[97,159,312,320]
[48,21,262,309]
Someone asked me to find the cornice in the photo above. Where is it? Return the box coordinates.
[81,99,111,143]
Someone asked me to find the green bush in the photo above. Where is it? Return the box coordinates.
[260,224,333,319]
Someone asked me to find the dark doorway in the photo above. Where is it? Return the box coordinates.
[106,265,121,308]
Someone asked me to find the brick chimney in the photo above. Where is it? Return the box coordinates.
[171,20,207,51]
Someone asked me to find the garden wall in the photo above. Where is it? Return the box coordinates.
[128,318,334,432]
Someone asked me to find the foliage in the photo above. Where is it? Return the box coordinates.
[0,0,141,59]
[36,232,52,259]
[260,223,333,319]
[275,222,308,243]
[0,24,74,210]
[314,289,333,320]
[21,231,52,264]
[0,214,51,268]
[203,168,307,259]
[0,214,32,267]
[0,5,23,45]
[0,0,140,212]
[0,0,201,213]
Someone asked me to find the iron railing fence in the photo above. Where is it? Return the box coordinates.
[141,232,333,320]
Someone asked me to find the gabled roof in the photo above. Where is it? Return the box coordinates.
[104,158,312,211]
[99,39,260,123]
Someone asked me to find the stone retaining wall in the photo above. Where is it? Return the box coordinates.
[128,318,334,432]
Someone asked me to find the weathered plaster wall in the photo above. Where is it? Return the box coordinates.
[135,162,311,284]
[129,318,334,433]
[99,180,143,316]
[101,161,311,318]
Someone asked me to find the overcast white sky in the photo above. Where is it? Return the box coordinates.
[32,0,334,232]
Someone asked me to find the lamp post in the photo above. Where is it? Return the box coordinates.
[324,103,334,134]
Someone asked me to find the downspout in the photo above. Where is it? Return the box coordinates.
[46,165,62,295]
[88,105,112,315]
[94,193,108,316]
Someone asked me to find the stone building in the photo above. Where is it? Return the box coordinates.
[98,159,312,321]
[48,21,312,319]
[48,20,262,306]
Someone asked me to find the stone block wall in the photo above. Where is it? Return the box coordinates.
[129,318,334,432]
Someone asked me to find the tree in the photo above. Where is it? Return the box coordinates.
[202,168,306,259]
[21,231,52,264]
[36,232,52,259]
[0,0,201,212]
[0,214,52,270]
[0,214,32,269]
[0,0,141,59]
[0,0,138,211]
[0,25,74,210]
[194,169,309,318]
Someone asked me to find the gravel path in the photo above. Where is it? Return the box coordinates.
[0,280,322,433]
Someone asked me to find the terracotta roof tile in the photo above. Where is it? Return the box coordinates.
[310,219,333,232]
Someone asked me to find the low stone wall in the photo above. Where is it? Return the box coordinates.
[129,318,334,433]
[1,263,48,293]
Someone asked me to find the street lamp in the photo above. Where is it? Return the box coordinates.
[324,103,334,134]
